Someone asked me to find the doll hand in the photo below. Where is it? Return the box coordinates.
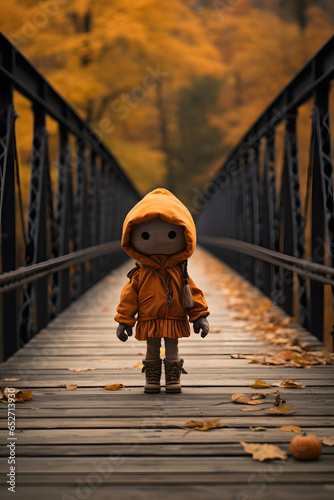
[193,317,210,338]
[116,323,133,342]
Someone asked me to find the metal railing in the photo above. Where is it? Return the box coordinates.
[197,35,334,344]
[0,33,140,361]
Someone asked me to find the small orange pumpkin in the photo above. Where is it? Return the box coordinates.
[289,432,322,460]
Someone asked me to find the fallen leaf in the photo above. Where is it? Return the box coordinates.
[232,392,262,405]
[240,441,288,461]
[252,379,271,389]
[68,368,96,372]
[133,362,144,369]
[66,384,77,391]
[277,425,302,433]
[274,390,285,406]
[265,406,295,415]
[272,379,305,389]
[250,426,267,431]
[30,407,40,410]
[115,367,129,370]
[1,378,21,382]
[321,436,334,446]
[104,384,125,391]
[0,388,32,402]
[242,407,265,412]
[248,359,263,364]
[185,418,230,431]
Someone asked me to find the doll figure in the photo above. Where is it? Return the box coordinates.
[114,188,210,394]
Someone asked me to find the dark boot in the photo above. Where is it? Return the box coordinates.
[142,359,162,394]
[163,358,187,394]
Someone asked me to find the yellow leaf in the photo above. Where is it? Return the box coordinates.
[66,384,77,391]
[252,379,271,389]
[185,418,229,431]
[277,425,302,433]
[240,442,288,461]
[265,406,295,415]
[104,384,125,391]
[248,359,263,364]
[133,362,144,369]
[321,436,334,446]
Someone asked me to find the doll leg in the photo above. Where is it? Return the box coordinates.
[164,338,180,361]
[163,338,186,394]
[142,338,162,394]
[145,338,161,360]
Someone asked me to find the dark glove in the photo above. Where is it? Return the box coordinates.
[193,317,210,338]
[116,323,133,342]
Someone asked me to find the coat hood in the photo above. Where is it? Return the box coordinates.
[121,188,197,268]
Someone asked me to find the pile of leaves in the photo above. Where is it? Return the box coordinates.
[209,269,334,367]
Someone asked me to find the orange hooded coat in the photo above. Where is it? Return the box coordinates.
[114,189,210,341]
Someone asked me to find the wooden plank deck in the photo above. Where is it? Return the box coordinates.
[1,248,334,500]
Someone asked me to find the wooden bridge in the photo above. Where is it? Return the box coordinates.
[1,33,334,500]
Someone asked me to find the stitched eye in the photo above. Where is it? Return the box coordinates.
[141,232,150,240]
[168,231,176,239]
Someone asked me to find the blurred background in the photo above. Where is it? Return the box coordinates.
[3,0,334,209]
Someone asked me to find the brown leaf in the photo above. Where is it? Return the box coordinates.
[265,406,295,415]
[68,368,96,372]
[277,425,302,433]
[242,407,265,412]
[274,390,285,406]
[250,426,267,431]
[66,384,77,391]
[185,418,230,431]
[232,392,262,405]
[104,384,125,391]
[272,379,305,389]
[252,379,271,389]
[240,441,288,461]
[1,388,32,402]
[321,436,334,446]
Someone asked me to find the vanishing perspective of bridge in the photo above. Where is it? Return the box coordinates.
[0,32,334,499]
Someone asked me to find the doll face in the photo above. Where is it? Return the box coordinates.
[130,217,186,255]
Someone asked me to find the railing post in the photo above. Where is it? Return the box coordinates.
[0,76,17,360]
[280,110,308,325]
[310,83,334,340]
[262,132,280,300]
[51,125,72,315]
[18,104,49,344]
[73,137,87,296]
